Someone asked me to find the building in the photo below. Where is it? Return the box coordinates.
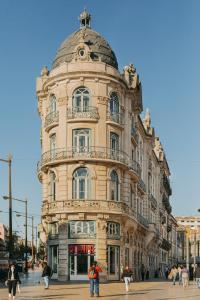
[176,216,200,264]
[37,10,174,281]
[0,223,8,258]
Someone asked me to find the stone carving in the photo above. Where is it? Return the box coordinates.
[41,66,49,77]
[123,63,139,88]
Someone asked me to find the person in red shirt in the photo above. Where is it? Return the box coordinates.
[88,261,102,297]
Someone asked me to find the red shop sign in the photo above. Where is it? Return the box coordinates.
[69,244,95,254]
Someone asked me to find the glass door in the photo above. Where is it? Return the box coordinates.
[73,129,90,154]
[107,246,120,280]
[49,245,58,279]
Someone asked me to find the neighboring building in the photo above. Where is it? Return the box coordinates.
[176,216,200,264]
[37,10,174,281]
[0,223,8,258]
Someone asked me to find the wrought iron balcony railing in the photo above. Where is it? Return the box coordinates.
[131,127,139,144]
[129,160,141,177]
[67,106,99,120]
[138,178,146,193]
[106,111,124,125]
[149,193,157,209]
[137,213,149,228]
[44,111,59,128]
[39,147,129,168]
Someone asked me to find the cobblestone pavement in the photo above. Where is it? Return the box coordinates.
[1,279,200,300]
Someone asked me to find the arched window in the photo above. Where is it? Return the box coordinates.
[49,95,56,113]
[73,87,90,111]
[109,92,119,114]
[110,132,119,151]
[49,171,56,201]
[72,167,90,199]
[107,222,120,239]
[110,170,119,201]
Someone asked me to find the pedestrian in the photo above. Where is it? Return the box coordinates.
[7,262,21,300]
[195,264,200,288]
[178,265,182,285]
[141,264,145,281]
[41,262,53,289]
[181,266,189,288]
[171,266,178,285]
[146,268,149,280]
[121,266,133,293]
[165,266,169,280]
[88,261,102,297]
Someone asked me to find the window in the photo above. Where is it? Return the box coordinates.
[48,223,58,235]
[107,222,120,239]
[72,167,90,199]
[109,92,119,114]
[49,171,56,201]
[110,170,119,201]
[50,134,56,158]
[110,132,119,151]
[49,95,56,113]
[73,87,90,111]
[73,129,91,152]
[69,221,96,238]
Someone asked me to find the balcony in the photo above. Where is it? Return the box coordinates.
[163,174,172,196]
[149,194,157,209]
[67,106,99,122]
[160,238,171,251]
[42,199,137,218]
[48,233,59,240]
[131,127,139,144]
[44,111,59,131]
[138,178,146,194]
[106,111,124,127]
[137,213,149,228]
[39,147,129,170]
[129,160,141,179]
[162,196,172,214]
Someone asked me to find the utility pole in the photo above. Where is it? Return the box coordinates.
[32,216,34,261]
[0,154,13,259]
[35,226,38,258]
[25,198,28,272]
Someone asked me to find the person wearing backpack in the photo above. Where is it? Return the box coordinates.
[42,262,53,289]
[88,261,102,297]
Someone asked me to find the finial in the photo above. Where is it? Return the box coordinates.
[79,9,91,28]
[144,108,151,128]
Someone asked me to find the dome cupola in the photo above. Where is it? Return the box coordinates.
[52,10,118,70]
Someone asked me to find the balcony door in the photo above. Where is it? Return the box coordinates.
[73,87,90,112]
[50,134,56,159]
[73,129,90,153]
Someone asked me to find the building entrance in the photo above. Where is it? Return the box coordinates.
[107,245,120,280]
[69,244,95,280]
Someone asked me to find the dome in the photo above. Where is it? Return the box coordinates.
[52,11,118,70]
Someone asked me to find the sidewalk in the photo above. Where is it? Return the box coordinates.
[1,280,200,300]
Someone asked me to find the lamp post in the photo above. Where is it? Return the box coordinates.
[0,154,13,258]
[16,213,34,261]
[3,196,28,271]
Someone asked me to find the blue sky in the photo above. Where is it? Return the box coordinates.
[0,0,200,238]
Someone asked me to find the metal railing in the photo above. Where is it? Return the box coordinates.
[131,127,139,143]
[67,106,99,120]
[45,111,59,127]
[107,111,124,125]
[138,178,146,193]
[39,147,129,167]
[137,213,149,228]
[149,194,157,209]
[129,160,141,177]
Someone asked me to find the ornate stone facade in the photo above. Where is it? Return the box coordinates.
[37,10,175,281]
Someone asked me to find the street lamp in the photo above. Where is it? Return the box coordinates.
[3,196,28,271]
[16,213,34,261]
[0,154,13,258]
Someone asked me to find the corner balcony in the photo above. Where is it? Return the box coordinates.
[67,106,99,123]
[44,111,59,132]
[39,147,129,171]
[129,160,141,180]
[106,111,124,128]
[42,199,137,218]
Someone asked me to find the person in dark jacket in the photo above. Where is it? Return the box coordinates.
[42,262,52,289]
[195,264,200,288]
[121,266,133,293]
[7,263,21,299]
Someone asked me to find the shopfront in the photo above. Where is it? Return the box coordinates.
[69,244,95,280]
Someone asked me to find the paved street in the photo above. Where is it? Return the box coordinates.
[1,273,200,300]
